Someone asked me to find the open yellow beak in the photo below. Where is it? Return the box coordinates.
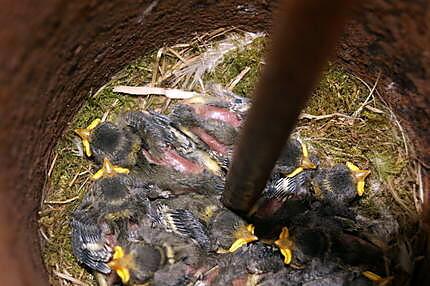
[362,271,394,286]
[92,158,130,180]
[286,141,316,178]
[74,118,101,157]
[108,246,130,284]
[346,162,371,196]
[229,224,258,252]
[275,227,294,264]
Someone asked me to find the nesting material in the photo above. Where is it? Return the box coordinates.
[40,28,421,286]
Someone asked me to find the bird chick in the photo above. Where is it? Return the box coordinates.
[203,83,251,116]
[361,271,394,286]
[74,118,141,166]
[108,243,166,285]
[92,158,130,180]
[71,160,159,274]
[313,162,371,205]
[170,103,238,155]
[208,209,258,253]
[253,138,317,218]
[156,204,211,251]
[122,110,223,177]
[277,138,317,178]
[182,95,244,128]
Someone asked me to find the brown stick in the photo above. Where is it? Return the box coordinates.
[222,0,357,216]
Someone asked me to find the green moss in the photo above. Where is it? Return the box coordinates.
[40,55,157,285]
[41,31,417,286]
[307,66,364,115]
[207,37,265,96]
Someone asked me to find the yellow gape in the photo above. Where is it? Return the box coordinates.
[362,271,394,286]
[286,141,316,178]
[346,162,371,196]
[74,118,101,157]
[275,227,294,265]
[228,224,258,252]
[92,158,130,180]
[108,246,132,284]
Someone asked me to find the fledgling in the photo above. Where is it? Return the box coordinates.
[170,103,238,154]
[313,162,371,205]
[208,209,258,253]
[287,212,385,273]
[204,83,251,116]
[158,193,221,226]
[210,243,283,286]
[168,85,249,166]
[156,204,212,251]
[276,138,318,177]
[251,138,317,222]
[124,111,223,174]
[122,110,225,194]
[74,118,141,167]
[70,159,160,275]
[138,162,225,196]
[107,242,166,285]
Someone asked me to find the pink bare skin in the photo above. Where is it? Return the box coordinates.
[143,149,203,174]
[191,127,229,156]
[191,104,241,128]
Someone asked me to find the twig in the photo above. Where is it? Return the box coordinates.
[101,99,119,122]
[352,72,381,118]
[113,85,198,99]
[228,66,251,90]
[162,98,172,113]
[44,195,80,205]
[91,82,109,99]
[387,180,415,217]
[68,169,89,187]
[39,227,51,243]
[151,47,164,85]
[417,163,424,206]
[359,76,410,156]
[299,112,352,121]
[77,175,91,192]
[47,153,58,177]
[166,47,186,62]
[365,105,385,114]
[53,270,88,286]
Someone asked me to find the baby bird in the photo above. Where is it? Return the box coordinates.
[125,111,223,174]
[181,95,244,128]
[251,138,317,222]
[70,159,160,275]
[108,243,166,284]
[122,111,225,194]
[274,227,294,265]
[74,118,141,167]
[313,162,371,205]
[284,211,385,273]
[170,103,238,154]
[276,138,317,178]
[156,204,212,251]
[208,209,258,253]
[125,210,211,285]
[203,83,251,117]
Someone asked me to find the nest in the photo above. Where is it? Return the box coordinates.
[39,28,422,286]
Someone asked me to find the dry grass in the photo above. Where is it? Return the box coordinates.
[40,28,421,285]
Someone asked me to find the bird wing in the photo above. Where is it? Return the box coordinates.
[70,211,112,274]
